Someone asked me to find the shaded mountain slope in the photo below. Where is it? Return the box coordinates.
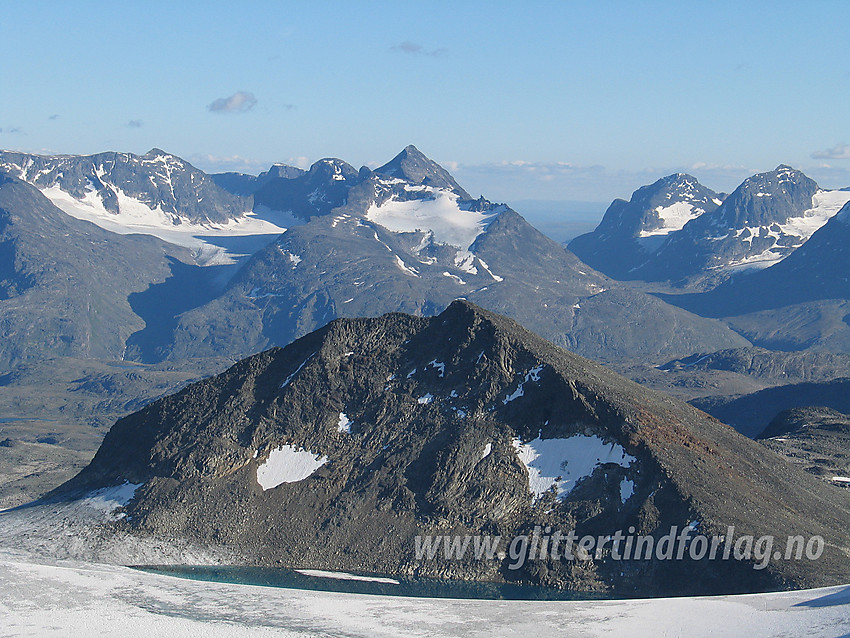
[691,378,850,438]
[0,173,198,367]
[569,173,722,279]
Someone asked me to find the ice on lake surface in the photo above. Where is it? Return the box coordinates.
[2,552,849,638]
[132,565,607,601]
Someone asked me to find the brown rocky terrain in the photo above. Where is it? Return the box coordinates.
[31,301,850,597]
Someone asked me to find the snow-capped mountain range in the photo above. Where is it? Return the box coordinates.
[164,146,745,364]
[666,199,850,349]
[570,166,850,286]
[0,145,747,369]
[568,173,724,280]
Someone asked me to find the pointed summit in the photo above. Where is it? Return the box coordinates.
[376,145,471,199]
[43,301,850,594]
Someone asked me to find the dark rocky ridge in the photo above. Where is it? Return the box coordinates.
[56,302,850,596]
[758,407,850,483]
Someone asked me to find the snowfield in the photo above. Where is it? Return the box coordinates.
[79,482,143,520]
[0,485,848,636]
[41,186,289,266]
[0,551,848,637]
[256,446,328,490]
[779,189,850,241]
[337,412,352,433]
[366,186,502,250]
[725,189,850,270]
[512,434,636,499]
[639,201,706,237]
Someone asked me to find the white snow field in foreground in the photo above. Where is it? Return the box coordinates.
[0,552,848,638]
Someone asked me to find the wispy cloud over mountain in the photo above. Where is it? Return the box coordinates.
[812,143,850,160]
[188,153,311,174]
[207,91,258,114]
[189,153,268,173]
[449,159,762,202]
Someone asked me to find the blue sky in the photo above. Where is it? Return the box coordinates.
[1,1,849,206]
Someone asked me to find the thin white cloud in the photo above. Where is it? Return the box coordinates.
[189,153,312,175]
[458,160,605,176]
[127,120,143,128]
[207,91,258,114]
[189,153,269,174]
[287,156,311,170]
[689,161,749,171]
[800,163,850,190]
[811,143,850,160]
[449,160,763,203]
[391,41,447,57]
[449,160,610,202]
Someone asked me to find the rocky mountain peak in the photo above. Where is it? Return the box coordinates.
[715,165,818,228]
[264,163,305,180]
[143,147,172,158]
[590,173,720,240]
[308,157,359,180]
[252,157,363,220]
[0,149,251,226]
[572,163,841,287]
[52,302,850,594]
[376,145,471,199]
[568,173,721,279]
